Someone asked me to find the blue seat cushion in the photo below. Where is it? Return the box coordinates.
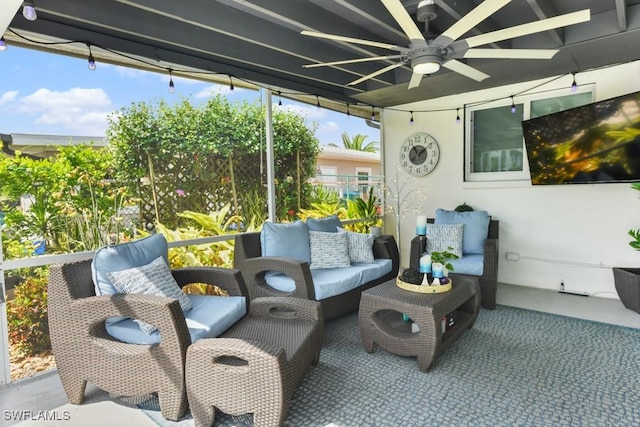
[449,254,484,276]
[435,209,490,255]
[260,220,311,264]
[105,294,247,345]
[265,259,392,300]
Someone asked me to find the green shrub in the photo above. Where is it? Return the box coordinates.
[7,268,51,356]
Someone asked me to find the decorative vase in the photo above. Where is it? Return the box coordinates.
[612,267,640,314]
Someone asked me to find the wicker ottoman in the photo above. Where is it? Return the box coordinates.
[359,275,480,372]
[185,297,324,427]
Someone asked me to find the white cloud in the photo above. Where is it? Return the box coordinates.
[110,65,151,79]
[194,85,226,98]
[15,88,114,135]
[319,121,340,132]
[280,103,327,120]
[0,91,19,106]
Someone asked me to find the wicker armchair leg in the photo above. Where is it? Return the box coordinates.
[58,372,87,404]
[190,396,216,427]
[158,390,188,421]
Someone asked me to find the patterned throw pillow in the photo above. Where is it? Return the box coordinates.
[107,256,192,334]
[309,230,351,269]
[338,229,375,264]
[426,223,464,258]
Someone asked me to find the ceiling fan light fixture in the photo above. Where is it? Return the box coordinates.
[413,61,440,75]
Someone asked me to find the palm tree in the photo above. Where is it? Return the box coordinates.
[329,132,379,153]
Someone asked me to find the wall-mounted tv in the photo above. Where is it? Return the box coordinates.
[522,91,640,185]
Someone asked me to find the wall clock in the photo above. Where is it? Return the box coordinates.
[399,132,440,177]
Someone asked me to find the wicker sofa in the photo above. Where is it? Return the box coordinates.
[234,229,400,320]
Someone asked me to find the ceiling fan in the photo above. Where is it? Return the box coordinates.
[301,0,590,89]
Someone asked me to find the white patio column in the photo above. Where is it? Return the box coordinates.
[0,226,11,385]
[264,89,276,221]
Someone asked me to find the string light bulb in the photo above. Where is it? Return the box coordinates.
[409,111,414,125]
[346,103,350,118]
[22,1,37,21]
[510,96,516,114]
[277,91,282,106]
[87,44,96,70]
[371,106,375,121]
[456,108,461,125]
[229,76,234,92]
[168,69,175,93]
[316,95,321,110]
[0,37,7,52]
[571,72,577,92]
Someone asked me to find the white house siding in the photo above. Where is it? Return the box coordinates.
[381,60,640,299]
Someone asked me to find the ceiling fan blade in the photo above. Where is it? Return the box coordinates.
[408,72,422,89]
[465,9,591,48]
[303,55,403,68]
[442,60,490,82]
[301,30,404,51]
[380,0,426,43]
[464,48,559,59]
[347,62,404,86]
[434,0,511,45]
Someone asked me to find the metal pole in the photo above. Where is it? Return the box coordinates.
[264,89,276,221]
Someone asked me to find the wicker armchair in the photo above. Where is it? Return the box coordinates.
[234,233,400,320]
[410,219,499,309]
[48,259,248,421]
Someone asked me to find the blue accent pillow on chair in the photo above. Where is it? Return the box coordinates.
[260,220,311,264]
[435,209,490,255]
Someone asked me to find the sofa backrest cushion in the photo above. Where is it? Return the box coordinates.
[306,215,343,232]
[435,209,490,255]
[260,220,311,263]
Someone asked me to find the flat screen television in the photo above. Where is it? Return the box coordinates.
[522,91,640,185]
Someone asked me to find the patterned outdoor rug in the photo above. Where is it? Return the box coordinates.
[137,305,640,426]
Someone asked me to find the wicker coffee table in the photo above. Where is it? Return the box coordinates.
[359,274,480,372]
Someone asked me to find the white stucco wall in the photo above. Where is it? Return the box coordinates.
[381,60,640,299]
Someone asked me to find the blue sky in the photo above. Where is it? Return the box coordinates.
[0,46,379,146]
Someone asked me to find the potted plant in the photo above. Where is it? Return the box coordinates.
[612,183,640,314]
[430,247,460,275]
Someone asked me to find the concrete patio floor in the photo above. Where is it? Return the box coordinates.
[2,282,640,427]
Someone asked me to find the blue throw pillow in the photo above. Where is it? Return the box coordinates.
[306,215,343,232]
[92,233,169,296]
[434,209,490,255]
[260,220,311,264]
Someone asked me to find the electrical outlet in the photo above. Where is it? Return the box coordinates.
[506,252,520,261]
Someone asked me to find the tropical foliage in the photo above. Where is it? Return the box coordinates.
[328,132,379,153]
[107,96,320,226]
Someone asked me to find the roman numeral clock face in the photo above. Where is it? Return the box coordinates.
[399,132,440,177]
